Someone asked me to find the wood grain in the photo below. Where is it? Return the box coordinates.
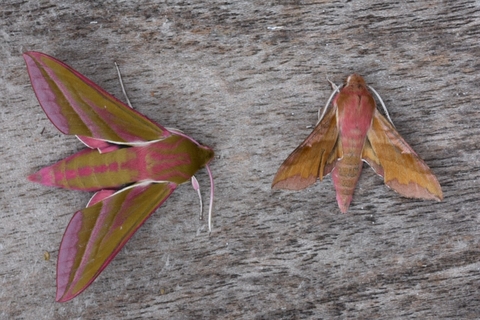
[1,0,479,318]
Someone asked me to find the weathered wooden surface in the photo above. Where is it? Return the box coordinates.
[1,0,479,318]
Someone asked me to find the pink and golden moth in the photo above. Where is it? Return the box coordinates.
[24,51,214,302]
[272,74,442,213]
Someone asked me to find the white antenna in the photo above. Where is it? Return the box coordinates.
[368,85,395,127]
[317,78,342,125]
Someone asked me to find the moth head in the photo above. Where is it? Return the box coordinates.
[345,74,366,86]
[345,74,368,92]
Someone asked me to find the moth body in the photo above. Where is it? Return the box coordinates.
[29,135,213,191]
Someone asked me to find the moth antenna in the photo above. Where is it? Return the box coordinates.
[318,78,342,125]
[205,164,214,234]
[368,85,395,127]
[190,175,203,220]
[114,62,134,109]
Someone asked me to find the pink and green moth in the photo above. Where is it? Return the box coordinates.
[24,51,214,302]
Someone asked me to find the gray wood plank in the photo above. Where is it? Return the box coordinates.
[1,0,479,318]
